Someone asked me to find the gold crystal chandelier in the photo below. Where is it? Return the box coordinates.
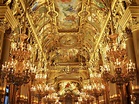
[43,93,59,104]
[101,33,136,104]
[78,91,94,103]
[31,63,55,104]
[35,67,48,82]
[1,33,36,86]
[10,33,31,61]
[31,83,55,104]
[83,71,105,104]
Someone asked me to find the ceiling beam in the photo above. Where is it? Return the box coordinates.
[90,0,118,62]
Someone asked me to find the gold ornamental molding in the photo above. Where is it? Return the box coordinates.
[0,5,18,29]
[119,6,139,31]
[19,0,45,58]
[90,0,118,62]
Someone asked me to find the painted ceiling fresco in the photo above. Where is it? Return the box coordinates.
[54,0,82,32]
[27,0,108,86]
[92,0,106,10]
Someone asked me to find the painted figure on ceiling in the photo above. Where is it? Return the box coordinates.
[55,0,81,30]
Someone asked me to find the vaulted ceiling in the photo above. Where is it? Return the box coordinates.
[3,0,113,95]
[25,0,108,83]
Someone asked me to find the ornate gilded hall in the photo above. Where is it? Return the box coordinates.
[0,0,139,104]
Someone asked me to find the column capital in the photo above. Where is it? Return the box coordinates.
[0,19,11,33]
[125,27,132,36]
[124,27,134,42]
[119,6,139,31]
[4,28,12,39]
[0,5,18,30]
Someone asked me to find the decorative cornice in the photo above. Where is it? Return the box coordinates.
[0,5,18,29]
[119,7,132,29]
[19,0,45,58]
[4,28,12,39]
[90,0,118,62]
[119,6,139,30]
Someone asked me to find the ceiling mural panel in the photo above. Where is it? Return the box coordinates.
[30,0,46,11]
[91,0,107,10]
[54,0,82,32]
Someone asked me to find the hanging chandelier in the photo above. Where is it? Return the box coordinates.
[83,82,105,104]
[43,93,59,104]
[2,59,36,86]
[1,33,36,86]
[35,67,47,82]
[83,71,105,104]
[31,83,55,104]
[10,33,31,61]
[78,91,94,103]
[31,63,55,103]
[101,33,136,85]
[101,33,136,104]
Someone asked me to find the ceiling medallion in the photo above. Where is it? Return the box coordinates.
[59,35,78,47]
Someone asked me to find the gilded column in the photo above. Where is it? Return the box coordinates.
[1,28,11,64]
[0,4,7,104]
[130,5,139,102]
[125,27,136,104]
[0,3,18,104]
[119,4,139,104]
[125,27,136,63]
[104,82,110,104]
[0,25,4,64]
[131,29,139,104]
[132,29,139,84]
[1,28,12,104]
[0,25,5,104]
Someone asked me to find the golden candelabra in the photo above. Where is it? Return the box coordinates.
[78,91,94,104]
[83,83,105,104]
[17,95,28,103]
[1,59,36,86]
[43,93,59,104]
[83,72,105,104]
[1,34,36,86]
[31,83,55,104]
[102,59,135,85]
[0,33,36,104]
[10,33,31,61]
[35,68,47,82]
[101,34,136,104]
